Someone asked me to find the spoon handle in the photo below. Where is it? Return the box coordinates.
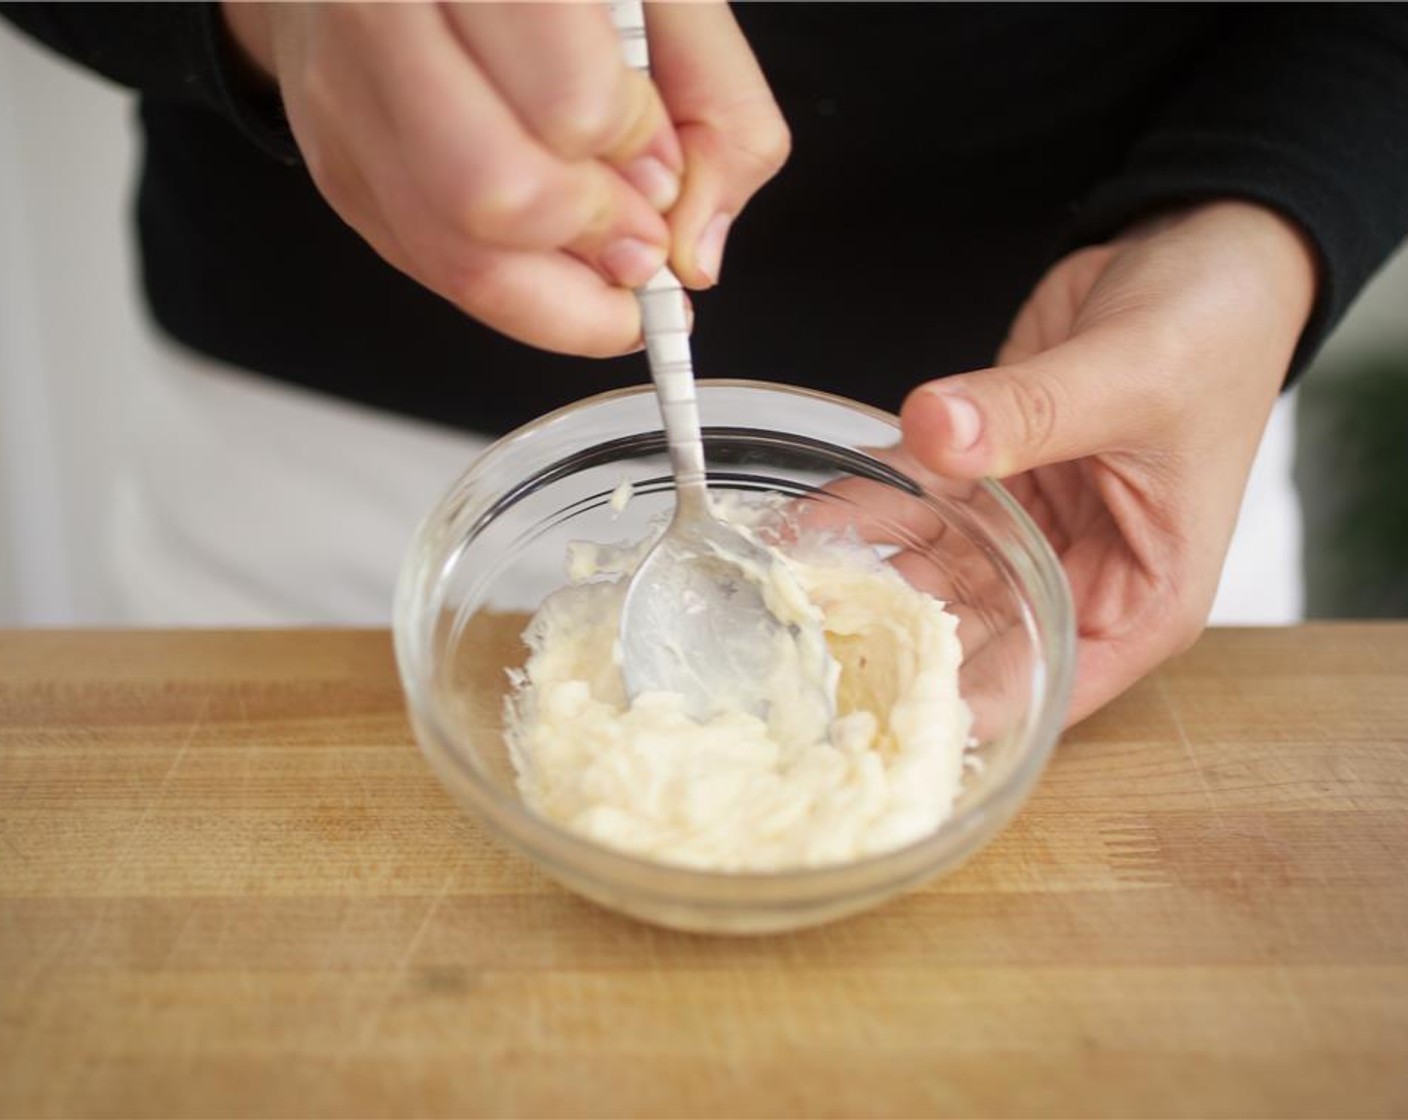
[610,0,709,515]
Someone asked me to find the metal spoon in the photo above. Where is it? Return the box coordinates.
[610,2,831,725]
[619,271,796,721]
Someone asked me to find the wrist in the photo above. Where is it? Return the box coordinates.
[1125,199,1319,335]
[1203,200,1317,324]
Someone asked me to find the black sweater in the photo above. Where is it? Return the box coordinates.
[5,2,1408,435]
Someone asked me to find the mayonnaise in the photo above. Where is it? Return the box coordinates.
[505,496,972,871]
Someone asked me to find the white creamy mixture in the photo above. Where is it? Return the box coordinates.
[505,495,972,872]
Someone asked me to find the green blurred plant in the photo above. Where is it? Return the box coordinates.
[1295,351,1408,618]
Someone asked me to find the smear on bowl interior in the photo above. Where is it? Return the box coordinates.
[504,492,973,872]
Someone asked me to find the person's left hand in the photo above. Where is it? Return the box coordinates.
[899,200,1317,724]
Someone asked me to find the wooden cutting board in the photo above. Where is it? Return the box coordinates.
[1,626,1405,1118]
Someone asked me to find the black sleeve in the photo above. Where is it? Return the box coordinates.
[1062,3,1408,380]
[0,0,299,164]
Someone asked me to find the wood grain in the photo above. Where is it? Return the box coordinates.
[1,626,1406,1119]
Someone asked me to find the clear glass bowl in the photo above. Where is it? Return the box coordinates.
[394,381,1074,933]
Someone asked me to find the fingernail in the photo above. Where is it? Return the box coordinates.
[695,212,731,285]
[600,237,667,288]
[622,155,680,212]
[683,291,695,334]
[935,391,982,451]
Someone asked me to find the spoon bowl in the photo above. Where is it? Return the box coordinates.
[618,512,788,721]
[617,272,834,724]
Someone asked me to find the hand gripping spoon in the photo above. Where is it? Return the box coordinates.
[609,2,833,727]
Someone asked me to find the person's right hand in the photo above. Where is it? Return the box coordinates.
[222,2,790,357]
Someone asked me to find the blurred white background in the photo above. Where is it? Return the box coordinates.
[1,19,1405,627]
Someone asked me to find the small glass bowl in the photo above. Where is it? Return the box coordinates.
[394,381,1074,934]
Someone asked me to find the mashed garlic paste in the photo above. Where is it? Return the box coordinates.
[505,494,972,872]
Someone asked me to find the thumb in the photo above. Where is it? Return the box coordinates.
[899,329,1157,479]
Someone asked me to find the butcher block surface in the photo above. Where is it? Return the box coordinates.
[1,625,1406,1118]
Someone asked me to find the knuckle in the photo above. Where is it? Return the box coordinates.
[1145,584,1209,660]
[460,175,547,244]
[536,78,626,159]
[1006,375,1061,454]
[737,114,792,180]
[540,105,614,161]
[1169,608,1208,657]
[712,102,791,189]
[1131,317,1200,425]
[441,254,510,321]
